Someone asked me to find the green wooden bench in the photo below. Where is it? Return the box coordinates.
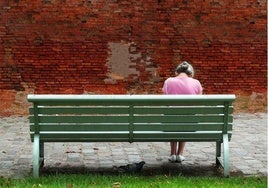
[28,94,235,178]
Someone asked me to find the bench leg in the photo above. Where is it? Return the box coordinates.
[40,142,44,167]
[216,135,230,177]
[216,141,221,166]
[222,134,230,177]
[33,134,40,178]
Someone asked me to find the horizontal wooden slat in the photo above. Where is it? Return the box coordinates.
[29,107,234,118]
[30,132,130,142]
[133,106,233,114]
[29,123,233,132]
[27,94,236,107]
[30,131,232,142]
[30,124,129,132]
[30,115,129,124]
[30,100,227,106]
[132,131,232,141]
[27,94,236,103]
[29,106,129,115]
[134,123,233,131]
[133,115,233,123]
[29,115,233,124]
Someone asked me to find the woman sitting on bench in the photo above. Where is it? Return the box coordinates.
[162,61,203,163]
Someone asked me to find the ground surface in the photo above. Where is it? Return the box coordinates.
[0,113,267,178]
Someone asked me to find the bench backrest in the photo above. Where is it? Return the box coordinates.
[28,94,235,143]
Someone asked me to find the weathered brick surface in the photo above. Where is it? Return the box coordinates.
[0,0,266,95]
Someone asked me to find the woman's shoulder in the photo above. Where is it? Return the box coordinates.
[190,77,201,82]
[165,77,176,82]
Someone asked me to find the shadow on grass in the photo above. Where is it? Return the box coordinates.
[40,162,244,178]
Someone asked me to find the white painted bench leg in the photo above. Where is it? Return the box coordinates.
[223,134,230,177]
[33,134,40,178]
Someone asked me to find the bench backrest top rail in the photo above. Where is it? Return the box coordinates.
[28,94,235,103]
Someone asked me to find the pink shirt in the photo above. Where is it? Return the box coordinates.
[162,76,202,95]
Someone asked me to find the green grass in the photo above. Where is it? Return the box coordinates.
[0,175,267,188]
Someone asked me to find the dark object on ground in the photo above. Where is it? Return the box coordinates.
[117,161,146,173]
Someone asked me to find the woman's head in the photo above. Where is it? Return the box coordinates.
[175,61,194,77]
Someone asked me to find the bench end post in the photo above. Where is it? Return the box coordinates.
[33,134,40,178]
[223,134,230,177]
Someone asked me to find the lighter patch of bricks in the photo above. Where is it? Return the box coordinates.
[105,42,140,83]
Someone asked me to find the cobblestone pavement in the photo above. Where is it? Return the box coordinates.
[0,113,267,178]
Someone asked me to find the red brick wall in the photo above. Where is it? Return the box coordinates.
[0,0,267,95]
